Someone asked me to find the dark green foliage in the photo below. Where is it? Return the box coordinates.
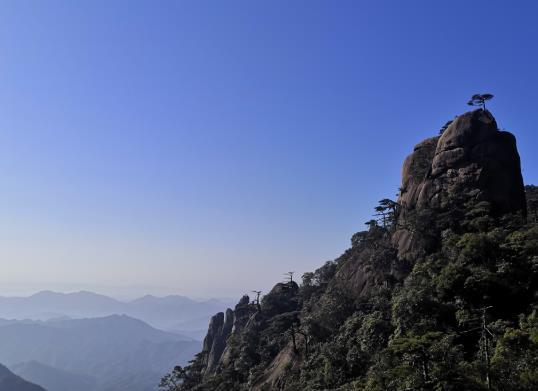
[159,366,187,390]
[162,186,538,391]
[527,186,538,223]
[374,198,399,229]
[491,312,538,391]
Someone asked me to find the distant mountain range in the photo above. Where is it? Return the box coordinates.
[0,290,233,339]
[11,362,93,391]
[0,315,201,391]
[0,363,45,391]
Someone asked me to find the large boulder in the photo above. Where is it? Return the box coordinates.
[261,282,299,317]
[394,109,527,259]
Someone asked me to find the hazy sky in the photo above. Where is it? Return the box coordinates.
[1,1,537,299]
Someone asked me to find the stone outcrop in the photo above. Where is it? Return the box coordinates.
[199,281,302,376]
[218,295,254,369]
[260,282,299,317]
[394,109,527,259]
[200,295,255,375]
[201,309,234,375]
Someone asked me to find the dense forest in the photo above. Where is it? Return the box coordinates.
[161,110,538,390]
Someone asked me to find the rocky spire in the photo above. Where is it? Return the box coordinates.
[201,308,234,375]
[393,109,527,259]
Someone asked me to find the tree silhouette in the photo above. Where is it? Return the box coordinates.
[284,271,295,284]
[365,219,378,229]
[159,365,186,390]
[251,290,262,312]
[374,199,398,228]
[467,93,494,110]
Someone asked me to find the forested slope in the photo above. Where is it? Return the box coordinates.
[162,110,538,391]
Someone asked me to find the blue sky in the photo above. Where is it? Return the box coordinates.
[0,1,536,298]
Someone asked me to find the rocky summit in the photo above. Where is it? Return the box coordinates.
[394,109,527,260]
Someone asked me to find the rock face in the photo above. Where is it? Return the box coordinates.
[200,295,254,375]
[199,281,302,378]
[260,281,300,320]
[394,109,527,259]
[201,309,233,375]
[218,295,254,369]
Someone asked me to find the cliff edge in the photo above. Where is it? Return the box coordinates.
[393,109,526,259]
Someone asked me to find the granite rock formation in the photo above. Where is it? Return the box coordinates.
[201,309,233,375]
[393,109,527,259]
[200,295,254,375]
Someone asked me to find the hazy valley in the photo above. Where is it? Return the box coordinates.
[0,292,231,391]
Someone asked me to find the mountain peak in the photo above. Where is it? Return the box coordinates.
[30,290,58,297]
[393,109,526,259]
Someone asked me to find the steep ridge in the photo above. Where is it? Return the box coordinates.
[164,109,537,391]
[0,364,46,391]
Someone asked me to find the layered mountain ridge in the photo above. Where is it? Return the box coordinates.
[0,315,201,391]
[0,291,232,339]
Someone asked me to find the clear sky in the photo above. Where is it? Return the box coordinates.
[0,0,537,298]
